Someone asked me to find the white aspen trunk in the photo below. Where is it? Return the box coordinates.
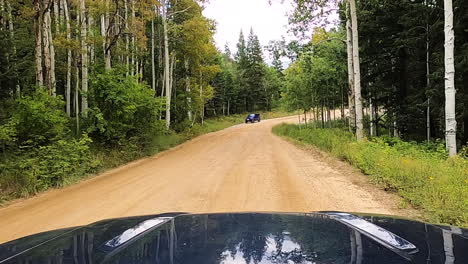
[59,0,64,25]
[139,59,143,79]
[63,0,71,116]
[185,58,192,121]
[42,3,52,93]
[125,0,129,75]
[169,52,175,96]
[349,0,364,141]
[370,97,376,136]
[53,0,59,33]
[101,14,106,66]
[393,114,399,138]
[34,0,44,87]
[6,1,19,96]
[444,0,457,156]
[75,61,80,134]
[131,0,136,76]
[88,16,94,64]
[346,3,355,133]
[80,0,88,116]
[162,4,171,129]
[46,9,56,96]
[0,0,4,31]
[426,25,431,142]
[102,0,111,70]
[200,73,204,125]
[151,16,156,91]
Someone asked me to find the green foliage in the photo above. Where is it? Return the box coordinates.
[280,28,347,116]
[211,30,283,115]
[273,124,468,227]
[0,89,96,197]
[2,89,70,148]
[0,136,95,196]
[88,69,165,146]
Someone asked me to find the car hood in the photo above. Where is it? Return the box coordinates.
[0,212,467,264]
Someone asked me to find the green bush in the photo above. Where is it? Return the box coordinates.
[87,69,165,146]
[0,89,97,197]
[0,135,96,196]
[0,89,69,148]
[273,124,468,227]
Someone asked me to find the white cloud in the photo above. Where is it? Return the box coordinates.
[202,0,296,58]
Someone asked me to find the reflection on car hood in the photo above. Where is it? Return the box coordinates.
[0,212,467,264]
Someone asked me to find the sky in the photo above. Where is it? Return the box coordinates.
[202,0,296,61]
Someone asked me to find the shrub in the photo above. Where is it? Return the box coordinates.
[0,136,96,196]
[0,89,96,197]
[87,69,165,146]
[0,89,69,148]
[273,124,468,227]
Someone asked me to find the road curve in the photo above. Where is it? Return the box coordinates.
[0,116,405,243]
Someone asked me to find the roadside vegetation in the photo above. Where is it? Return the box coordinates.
[273,123,468,227]
[276,1,468,226]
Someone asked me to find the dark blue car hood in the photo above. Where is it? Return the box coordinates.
[0,212,467,264]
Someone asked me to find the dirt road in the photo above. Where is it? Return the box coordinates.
[0,116,407,243]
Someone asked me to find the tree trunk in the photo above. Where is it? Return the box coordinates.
[349,0,364,141]
[151,15,156,91]
[88,16,95,64]
[340,85,344,120]
[393,113,399,138]
[124,0,129,75]
[34,0,44,87]
[131,0,135,76]
[63,0,71,116]
[0,0,4,31]
[200,72,204,125]
[426,20,431,143]
[80,0,88,116]
[463,70,468,145]
[6,1,19,96]
[321,103,324,128]
[444,0,457,156]
[102,0,111,71]
[162,4,171,129]
[185,58,192,121]
[346,6,355,133]
[42,2,52,94]
[53,0,59,33]
[101,13,107,68]
[169,52,176,96]
[47,9,56,96]
[370,96,376,136]
[75,61,80,135]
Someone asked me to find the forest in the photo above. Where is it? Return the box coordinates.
[283,0,468,148]
[276,0,468,225]
[0,0,282,198]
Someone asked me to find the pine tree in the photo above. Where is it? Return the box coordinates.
[245,28,266,111]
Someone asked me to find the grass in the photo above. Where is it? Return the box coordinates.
[272,123,468,227]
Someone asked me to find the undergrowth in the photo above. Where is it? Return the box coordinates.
[273,123,468,227]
